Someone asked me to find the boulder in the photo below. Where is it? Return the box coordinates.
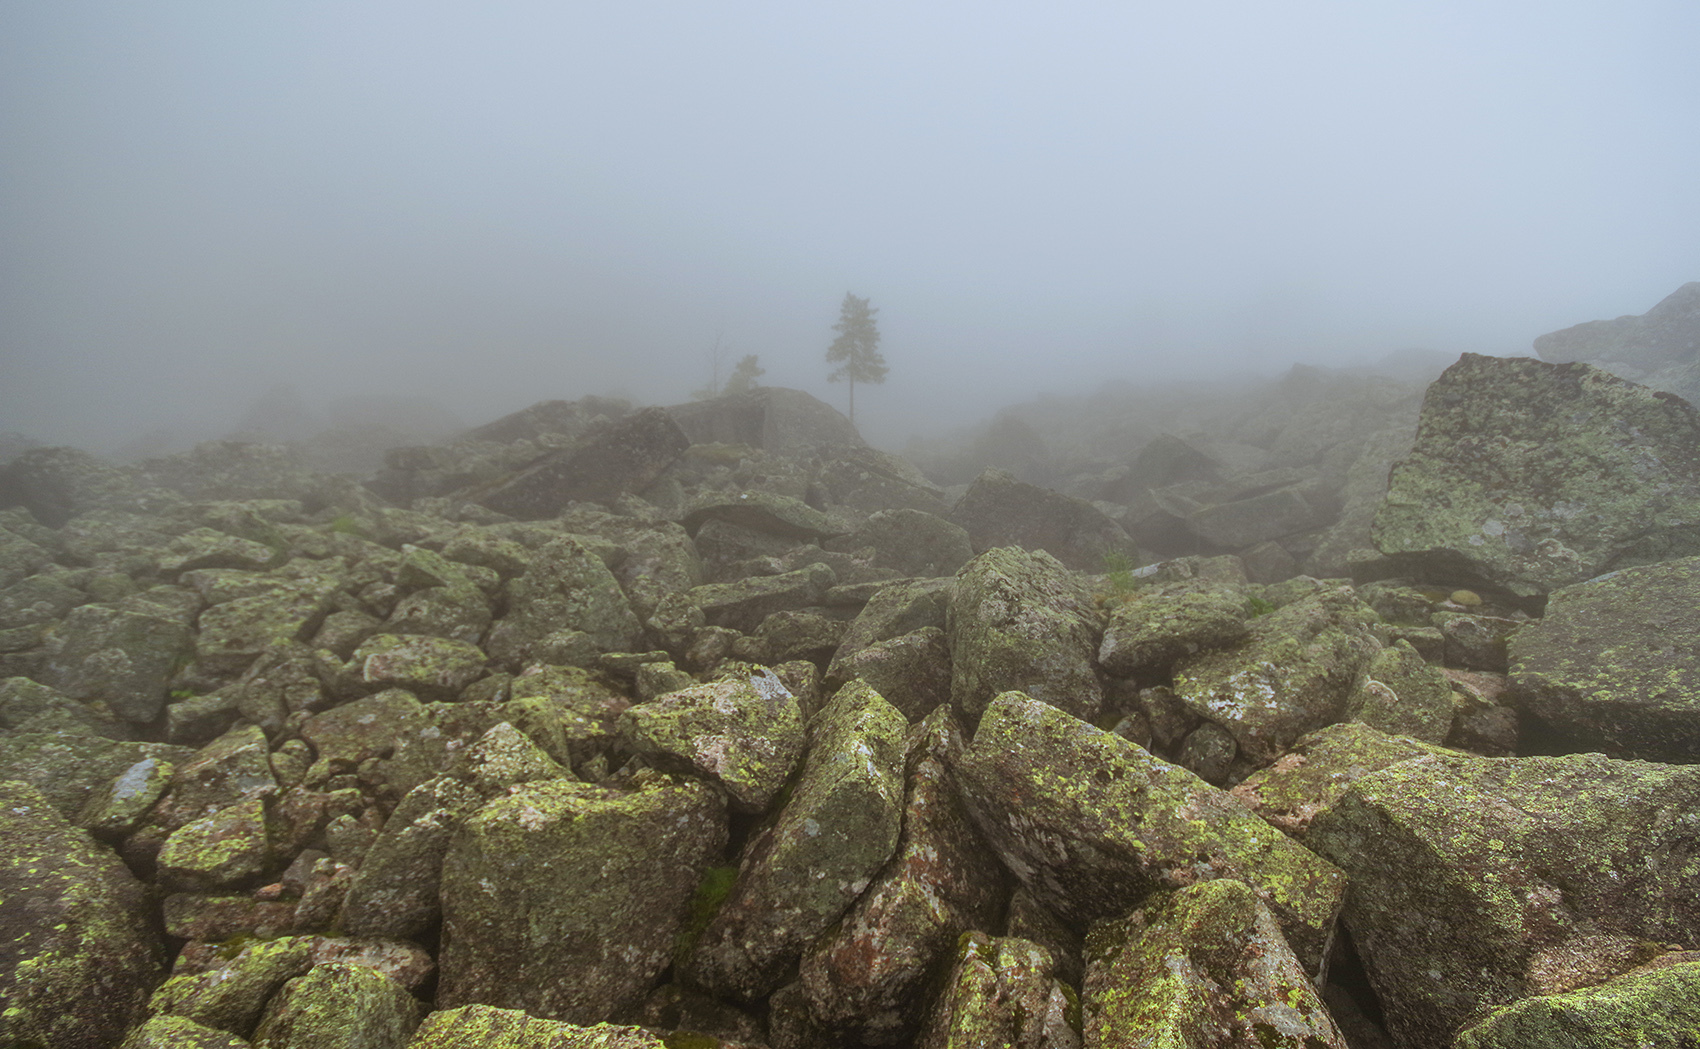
[949,468,1141,572]
[948,547,1102,727]
[406,1006,668,1049]
[686,562,835,633]
[0,781,164,1049]
[1171,585,1381,768]
[825,508,974,578]
[437,777,727,1023]
[1307,751,1700,1048]
[1454,957,1700,1049]
[1509,555,1700,762]
[667,386,865,457]
[682,490,846,542]
[1535,281,1700,372]
[339,775,482,939]
[36,602,194,722]
[117,1015,251,1048]
[1186,486,1320,549]
[950,691,1347,976]
[1097,588,1249,679]
[348,633,486,701]
[1082,879,1346,1048]
[1371,353,1700,599]
[155,796,273,892]
[825,626,951,722]
[0,446,173,528]
[250,962,424,1049]
[0,731,195,819]
[683,680,906,1003]
[484,535,645,667]
[1348,638,1454,744]
[1230,722,1449,839]
[147,933,315,1036]
[811,446,952,517]
[913,933,1078,1049]
[826,577,950,680]
[474,407,690,519]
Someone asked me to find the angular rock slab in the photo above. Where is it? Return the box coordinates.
[438,777,727,1024]
[476,406,690,519]
[617,674,806,814]
[1172,585,1381,766]
[339,775,482,939]
[951,691,1346,976]
[484,535,645,667]
[949,467,1141,572]
[1372,353,1700,598]
[36,602,193,721]
[251,962,425,1049]
[914,933,1078,1049]
[948,546,1103,727]
[1083,879,1346,1049]
[1097,588,1249,679]
[798,709,1006,1044]
[1509,555,1700,762]
[0,781,164,1049]
[1307,752,1700,1049]
[407,1005,669,1048]
[1454,958,1700,1049]
[683,680,907,1003]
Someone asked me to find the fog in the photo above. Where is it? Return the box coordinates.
[3,2,1697,454]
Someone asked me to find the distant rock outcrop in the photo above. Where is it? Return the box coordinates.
[1535,282,1700,404]
[667,387,864,457]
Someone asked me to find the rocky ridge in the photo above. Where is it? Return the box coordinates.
[2,343,1700,1047]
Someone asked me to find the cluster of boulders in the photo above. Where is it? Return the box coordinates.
[3,345,1700,1048]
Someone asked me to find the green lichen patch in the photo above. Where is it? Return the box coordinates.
[617,675,806,814]
[1455,958,1700,1049]
[148,934,315,1037]
[250,962,424,1049]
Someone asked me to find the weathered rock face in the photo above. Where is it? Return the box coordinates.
[950,468,1141,572]
[1308,752,1700,1049]
[683,680,907,1003]
[1083,879,1346,1049]
[914,933,1077,1049]
[668,386,865,457]
[1454,957,1700,1049]
[951,691,1347,976]
[0,781,164,1049]
[1535,282,1700,372]
[484,535,645,666]
[947,547,1103,727]
[1509,555,1700,762]
[437,776,727,1024]
[474,407,690,519]
[0,446,175,528]
[1372,353,1700,598]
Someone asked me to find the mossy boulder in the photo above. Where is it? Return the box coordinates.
[1348,638,1454,743]
[1172,585,1381,767]
[1307,751,1700,1048]
[1372,353,1700,598]
[348,633,486,701]
[685,562,836,633]
[1229,721,1451,840]
[1454,958,1700,1049]
[1097,588,1249,679]
[484,535,645,667]
[683,680,907,1003]
[339,775,481,939]
[36,602,194,721]
[913,933,1077,1049]
[0,731,194,819]
[194,583,331,678]
[826,625,952,723]
[1082,879,1346,1048]
[682,489,847,542]
[250,962,424,1049]
[0,780,164,1049]
[825,577,951,681]
[155,796,273,892]
[147,935,316,1037]
[437,776,727,1023]
[825,508,975,578]
[616,674,806,814]
[950,691,1347,976]
[118,1014,252,1048]
[406,1006,669,1049]
[797,708,1007,1044]
[1508,555,1700,762]
[947,546,1103,726]
[949,467,1141,572]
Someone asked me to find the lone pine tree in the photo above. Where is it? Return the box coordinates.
[825,292,887,426]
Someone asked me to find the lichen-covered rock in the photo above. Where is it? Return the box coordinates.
[735,609,846,667]
[446,721,571,796]
[498,664,629,773]
[299,688,429,778]
[683,489,848,542]
[617,673,806,814]
[684,680,907,1003]
[812,446,953,518]
[948,546,1103,726]
[797,708,1006,1045]
[473,407,690,520]
[349,633,486,700]
[0,731,194,818]
[406,1006,669,1049]
[1454,958,1700,1049]
[826,626,951,723]
[686,562,836,633]
[156,796,273,892]
[826,508,974,578]
[1509,556,1700,762]
[36,602,194,721]
[1372,353,1700,598]
[159,527,281,574]
[949,467,1140,572]
[485,535,645,666]
[1083,879,1346,1048]
[148,935,316,1037]
[119,1014,252,1048]
[1307,751,1700,1048]
[914,933,1079,1049]
[1229,722,1449,840]
[437,776,727,1023]
[0,780,164,1049]
[340,776,482,939]
[127,724,277,866]
[1348,638,1454,743]
[0,446,174,528]
[826,577,950,681]
[1172,585,1381,767]
[1097,589,1249,679]
[80,754,177,835]
[250,962,424,1049]
[951,691,1347,976]
[195,583,332,678]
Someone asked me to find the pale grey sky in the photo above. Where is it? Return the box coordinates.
[3,1,1697,450]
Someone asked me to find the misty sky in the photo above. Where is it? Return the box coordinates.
[3,2,1697,451]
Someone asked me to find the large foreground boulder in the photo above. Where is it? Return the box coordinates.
[1509,555,1700,762]
[1,780,165,1049]
[1372,353,1700,599]
[1308,751,1700,1049]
